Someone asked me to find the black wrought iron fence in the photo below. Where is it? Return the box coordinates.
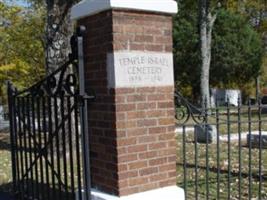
[8,27,93,200]
[175,92,267,200]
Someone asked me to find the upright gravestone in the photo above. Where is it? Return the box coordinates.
[71,1,184,199]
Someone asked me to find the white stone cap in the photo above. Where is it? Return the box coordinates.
[76,186,185,200]
[71,0,178,20]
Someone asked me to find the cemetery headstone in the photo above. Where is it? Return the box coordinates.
[247,132,267,149]
[194,124,217,144]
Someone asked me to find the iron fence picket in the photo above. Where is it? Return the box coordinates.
[37,97,45,199]
[258,100,263,200]
[31,95,39,198]
[175,92,267,200]
[204,99,209,200]
[67,96,76,199]
[227,99,231,200]
[74,96,83,200]
[238,98,242,200]
[182,126,187,198]
[22,97,30,198]
[17,97,25,200]
[216,102,220,200]
[7,83,17,197]
[43,96,50,200]
[53,96,62,200]
[248,100,252,200]
[194,128,198,200]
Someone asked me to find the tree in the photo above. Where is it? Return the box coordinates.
[199,0,219,107]
[0,2,45,99]
[211,9,263,88]
[173,1,263,102]
[173,0,201,100]
[225,0,267,96]
[44,0,80,74]
[26,0,80,74]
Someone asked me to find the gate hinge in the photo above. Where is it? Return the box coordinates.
[77,94,95,106]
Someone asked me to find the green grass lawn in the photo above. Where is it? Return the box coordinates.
[177,137,267,200]
[176,106,267,200]
[1,107,267,200]
[0,130,12,193]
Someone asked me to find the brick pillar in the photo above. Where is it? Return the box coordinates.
[71,1,184,199]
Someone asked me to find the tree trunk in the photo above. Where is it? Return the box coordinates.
[45,1,74,74]
[199,0,216,108]
[45,1,77,157]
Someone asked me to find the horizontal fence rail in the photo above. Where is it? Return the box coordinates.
[8,27,93,200]
[175,92,267,200]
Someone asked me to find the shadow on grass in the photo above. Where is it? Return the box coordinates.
[0,182,13,200]
[0,180,74,200]
[177,163,267,181]
[0,130,10,151]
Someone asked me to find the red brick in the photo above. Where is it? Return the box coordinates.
[139,167,158,176]
[138,135,157,144]
[157,87,174,93]
[116,113,126,121]
[127,95,146,102]
[120,187,139,196]
[116,104,136,112]
[158,118,175,126]
[118,164,128,172]
[119,170,138,179]
[140,183,159,192]
[158,133,175,141]
[157,102,174,109]
[137,119,157,127]
[146,110,166,118]
[158,149,176,157]
[130,43,145,51]
[149,142,167,150]
[116,88,135,94]
[159,178,176,187]
[118,154,138,163]
[136,87,156,93]
[139,151,157,159]
[118,180,128,188]
[117,138,137,146]
[149,127,166,134]
[149,157,168,166]
[155,36,172,44]
[128,144,147,153]
[137,102,156,110]
[145,44,163,51]
[128,161,148,170]
[159,164,176,172]
[127,128,147,137]
[148,94,166,101]
[115,96,126,103]
[129,177,149,186]
[127,111,146,120]
[135,35,154,43]
[150,173,168,182]
[145,28,162,35]
[124,26,144,33]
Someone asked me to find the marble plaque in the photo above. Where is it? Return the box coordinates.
[107,52,174,88]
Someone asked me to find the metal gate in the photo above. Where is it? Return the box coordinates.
[175,92,267,200]
[8,27,93,200]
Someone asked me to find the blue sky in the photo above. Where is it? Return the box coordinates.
[14,0,29,7]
